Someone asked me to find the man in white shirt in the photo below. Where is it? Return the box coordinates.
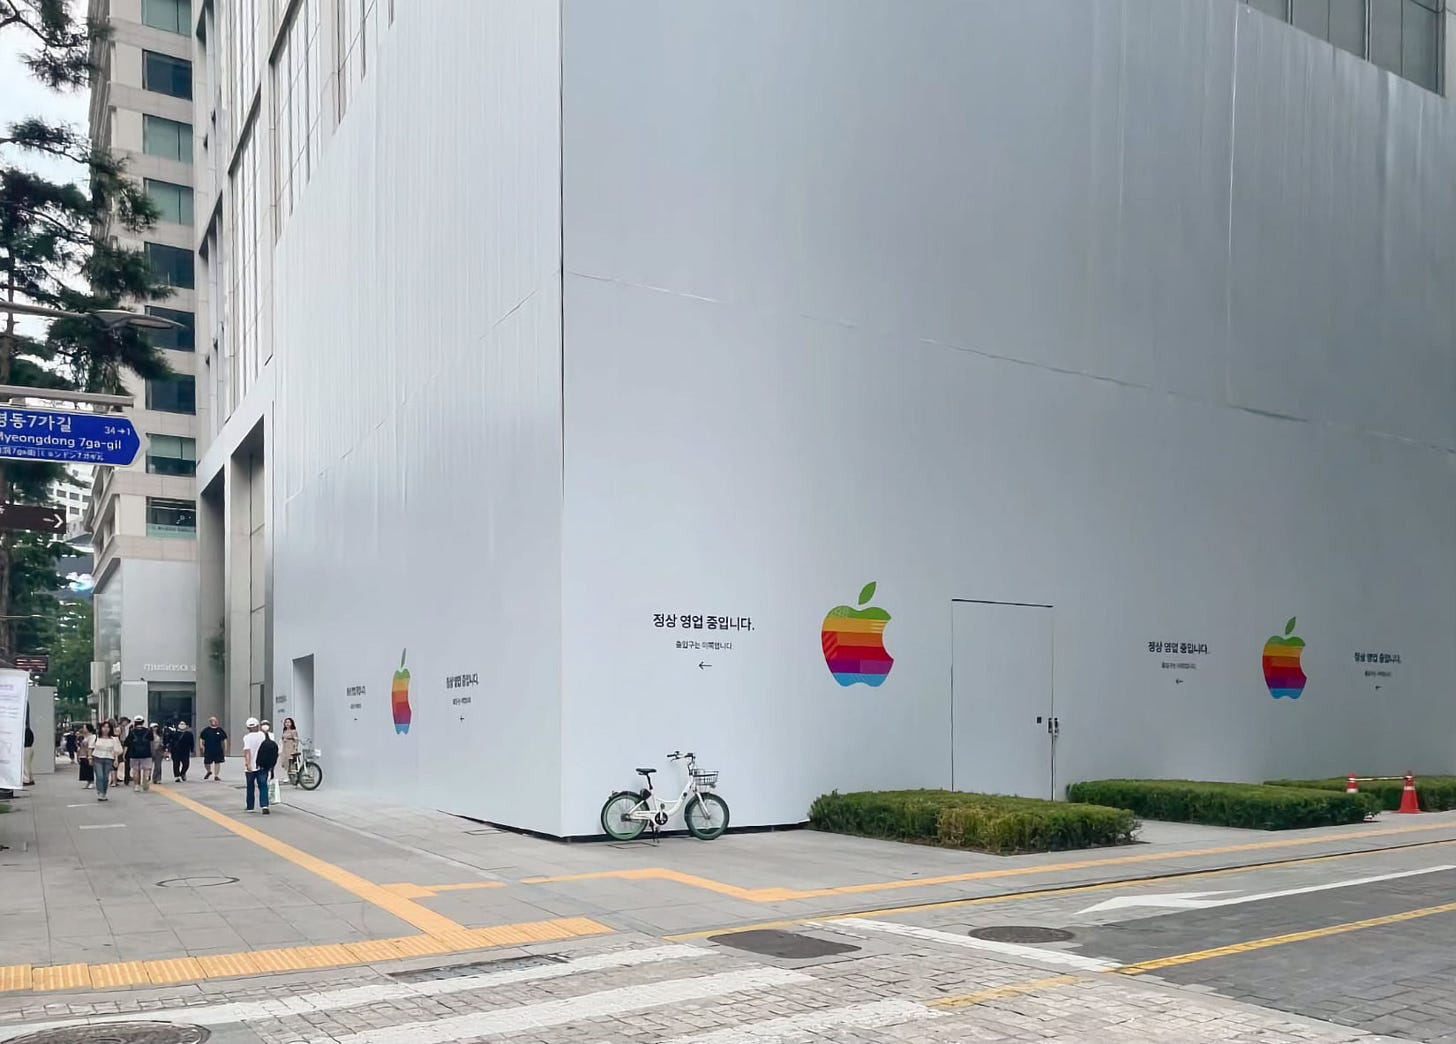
[241,717,270,815]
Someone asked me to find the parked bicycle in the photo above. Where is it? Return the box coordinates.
[286,738,324,790]
[600,750,729,841]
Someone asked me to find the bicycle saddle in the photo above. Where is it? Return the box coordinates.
[635,767,656,777]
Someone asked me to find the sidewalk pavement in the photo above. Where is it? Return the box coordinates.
[4,759,1456,992]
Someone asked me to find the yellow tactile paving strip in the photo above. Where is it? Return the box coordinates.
[0,917,611,994]
[381,880,506,899]
[526,817,1456,903]
[155,787,462,935]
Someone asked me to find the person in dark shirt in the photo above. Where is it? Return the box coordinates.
[125,716,154,791]
[200,717,229,781]
[170,721,195,782]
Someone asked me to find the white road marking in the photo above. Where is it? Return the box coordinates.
[76,823,125,829]
[1077,865,1456,916]
[0,945,712,1040]
[820,919,1120,973]
[317,967,811,1044]
[656,997,941,1043]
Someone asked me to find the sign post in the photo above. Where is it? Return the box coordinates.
[0,669,27,791]
[0,408,139,466]
[0,504,66,535]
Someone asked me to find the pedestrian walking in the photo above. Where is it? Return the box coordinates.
[280,718,300,782]
[200,717,229,781]
[77,725,94,788]
[126,716,153,791]
[150,724,166,784]
[91,722,120,801]
[170,721,195,781]
[242,717,271,814]
[117,717,130,785]
[64,728,77,763]
[22,718,34,786]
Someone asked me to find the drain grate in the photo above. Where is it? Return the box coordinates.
[969,925,1074,944]
[709,930,860,959]
[386,953,565,983]
[8,1023,210,1044]
[156,876,239,889]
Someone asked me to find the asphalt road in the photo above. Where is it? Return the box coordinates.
[867,840,1456,1042]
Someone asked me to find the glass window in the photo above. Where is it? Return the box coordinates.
[1291,0,1330,37]
[145,306,195,350]
[145,374,196,414]
[142,0,189,34]
[143,115,192,163]
[146,497,196,537]
[1328,0,1366,55]
[143,51,192,99]
[145,435,197,476]
[144,179,194,225]
[1369,0,1404,73]
[1402,0,1440,91]
[145,242,194,288]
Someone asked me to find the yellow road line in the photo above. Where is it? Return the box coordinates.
[932,974,1081,1009]
[157,787,462,935]
[0,917,612,995]
[665,837,1456,940]
[382,880,507,899]
[1117,898,1456,975]
[531,819,1456,904]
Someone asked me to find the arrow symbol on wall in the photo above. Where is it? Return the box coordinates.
[698,662,712,670]
[1174,678,1184,685]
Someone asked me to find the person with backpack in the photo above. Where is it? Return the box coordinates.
[241,717,275,814]
[126,716,154,791]
[170,721,195,781]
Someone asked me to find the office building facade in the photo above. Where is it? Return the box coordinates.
[204,0,1456,836]
[85,0,200,724]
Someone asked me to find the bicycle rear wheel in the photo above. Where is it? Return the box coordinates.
[298,760,323,790]
[684,793,730,840]
[600,791,648,841]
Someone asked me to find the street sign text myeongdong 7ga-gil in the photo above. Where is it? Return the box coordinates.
[0,407,139,466]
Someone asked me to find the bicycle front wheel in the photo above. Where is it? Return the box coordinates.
[684,793,730,840]
[298,760,323,790]
[600,792,648,841]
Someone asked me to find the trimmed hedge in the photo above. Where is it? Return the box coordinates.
[1267,776,1456,813]
[807,789,1139,855]
[1066,779,1379,830]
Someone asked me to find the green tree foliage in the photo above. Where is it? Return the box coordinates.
[1,2,179,662]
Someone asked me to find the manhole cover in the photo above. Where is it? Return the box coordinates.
[8,1023,210,1044]
[388,953,564,983]
[156,876,239,888]
[969,925,1074,944]
[709,929,860,959]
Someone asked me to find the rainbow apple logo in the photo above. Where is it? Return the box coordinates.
[391,649,412,733]
[822,581,894,686]
[1262,617,1306,700]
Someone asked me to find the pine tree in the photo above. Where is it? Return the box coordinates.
[1,1,179,662]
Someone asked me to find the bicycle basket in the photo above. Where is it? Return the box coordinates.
[692,770,719,787]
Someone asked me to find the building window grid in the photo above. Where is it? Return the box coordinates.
[146,497,197,538]
[142,0,190,34]
[145,434,197,476]
[143,115,193,164]
[144,241,194,289]
[145,306,195,351]
[1244,0,1443,92]
[144,178,194,225]
[146,374,197,414]
[142,50,193,99]
[272,0,322,238]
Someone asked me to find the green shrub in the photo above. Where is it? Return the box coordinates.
[807,789,1138,855]
[1066,779,1379,830]
[1266,776,1456,813]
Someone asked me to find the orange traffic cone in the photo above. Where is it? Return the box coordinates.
[1397,771,1421,814]
[1346,773,1359,795]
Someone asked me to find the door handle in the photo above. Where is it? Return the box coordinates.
[1052,716,1061,737]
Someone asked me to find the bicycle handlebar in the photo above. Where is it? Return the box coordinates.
[666,751,696,761]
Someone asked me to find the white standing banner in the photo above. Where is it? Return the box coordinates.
[0,669,28,790]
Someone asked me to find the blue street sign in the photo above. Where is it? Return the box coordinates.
[0,407,140,466]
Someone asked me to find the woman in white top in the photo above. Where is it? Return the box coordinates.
[90,722,122,802]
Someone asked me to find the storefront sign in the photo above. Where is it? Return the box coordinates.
[0,670,28,790]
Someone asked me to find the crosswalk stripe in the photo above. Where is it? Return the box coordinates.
[656,997,941,1043]
[818,919,1120,972]
[317,967,812,1044]
[0,945,710,1041]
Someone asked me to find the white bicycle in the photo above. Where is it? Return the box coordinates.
[600,751,730,841]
